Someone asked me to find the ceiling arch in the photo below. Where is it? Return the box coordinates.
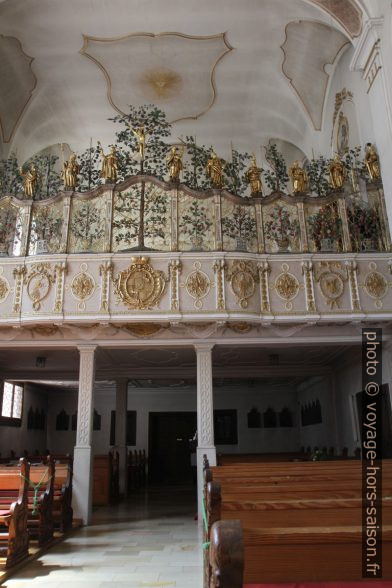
[309,0,363,37]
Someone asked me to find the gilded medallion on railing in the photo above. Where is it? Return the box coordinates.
[262,201,300,254]
[221,200,257,253]
[112,182,171,252]
[305,200,343,253]
[68,193,107,253]
[178,193,215,251]
[28,200,64,255]
[0,198,24,257]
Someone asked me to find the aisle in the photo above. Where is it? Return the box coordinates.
[2,487,202,588]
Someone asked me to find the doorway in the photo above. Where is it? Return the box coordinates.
[148,411,197,485]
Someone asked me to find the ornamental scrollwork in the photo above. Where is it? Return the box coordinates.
[362,263,389,308]
[227,260,259,309]
[315,261,347,309]
[24,263,55,311]
[274,269,300,305]
[71,266,96,310]
[0,268,10,304]
[183,262,211,309]
[113,257,167,310]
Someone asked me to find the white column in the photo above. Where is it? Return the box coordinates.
[195,343,216,521]
[115,379,128,497]
[72,345,96,525]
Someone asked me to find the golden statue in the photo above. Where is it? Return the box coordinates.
[98,143,118,183]
[206,152,225,188]
[61,152,80,189]
[329,155,345,189]
[289,161,308,193]
[246,155,263,195]
[20,165,39,198]
[364,143,381,181]
[131,124,147,160]
[166,146,184,182]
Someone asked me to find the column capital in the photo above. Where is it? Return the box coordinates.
[194,343,215,353]
[77,344,98,354]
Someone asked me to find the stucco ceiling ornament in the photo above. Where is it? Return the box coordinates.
[80,32,233,123]
[227,260,259,309]
[315,262,348,309]
[122,323,164,337]
[114,257,166,310]
[24,263,55,311]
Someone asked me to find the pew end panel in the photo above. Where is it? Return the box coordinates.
[209,519,244,588]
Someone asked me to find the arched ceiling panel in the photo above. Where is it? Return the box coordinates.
[0,34,36,143]
[281,21,349,131]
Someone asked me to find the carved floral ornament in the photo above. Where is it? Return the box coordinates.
[0,267,10,303]
[182,261,211,309]
[361,262,390,309]
[273,264,300,311]
[315,261,347,309]
[114,257,167,310]
[227,260,259,309]
[24,262,55,311]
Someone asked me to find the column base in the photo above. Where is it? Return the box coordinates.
[197,446,216,524]
[72,445,93,525]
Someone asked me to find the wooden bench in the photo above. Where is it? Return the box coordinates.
[204,458,392,584]
[93,451,119,506]
[0,458,55,547]
[52,458,73,532]
[0,458,29,568]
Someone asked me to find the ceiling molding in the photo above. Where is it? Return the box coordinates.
[281,21,349,131]
[0,34,37,143]
[79,31,233,124]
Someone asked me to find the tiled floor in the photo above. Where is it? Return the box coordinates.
[2,486,203,588]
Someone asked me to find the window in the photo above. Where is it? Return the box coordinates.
[0,381,24,425]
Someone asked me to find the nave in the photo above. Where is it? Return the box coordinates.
[1,487,202,588]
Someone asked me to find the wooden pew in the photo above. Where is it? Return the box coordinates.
[93,451,120,506]
[0,458,55,547]
[52,458,73,532]
[204,459,392,584]
[0,458,29,568]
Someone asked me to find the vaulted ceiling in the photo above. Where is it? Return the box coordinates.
[0,0,364,163]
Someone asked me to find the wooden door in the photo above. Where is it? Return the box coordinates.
[148,412,197,485]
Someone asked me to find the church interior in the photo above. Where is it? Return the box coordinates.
[1,0,392,586]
